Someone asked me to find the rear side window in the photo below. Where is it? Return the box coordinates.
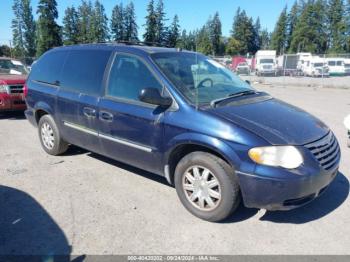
[60,49,112,95]
[29,51,67,85]
[107,54,162,101]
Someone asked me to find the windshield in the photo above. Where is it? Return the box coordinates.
[260,59,274,64]
[151,52,252,106]
[0,59,29,75]
[314,63,325,67]
[345,63,350,68]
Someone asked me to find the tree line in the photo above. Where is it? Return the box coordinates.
[5,0,350,61]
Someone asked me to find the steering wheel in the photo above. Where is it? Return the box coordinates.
[196,78,213,89]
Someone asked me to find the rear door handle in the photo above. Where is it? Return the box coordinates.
[99,111,114,122]
[83,107,96,118]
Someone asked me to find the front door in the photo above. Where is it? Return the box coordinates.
[98,53,166,174]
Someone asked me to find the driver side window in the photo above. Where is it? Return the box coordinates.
[107,54,162,101]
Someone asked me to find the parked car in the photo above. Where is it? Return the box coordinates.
[0,57,28,112]
[345,115,350,147]
[236,62,250,75]
[25,44,341,221]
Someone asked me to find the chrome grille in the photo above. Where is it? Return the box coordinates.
[305,132,340,171]
[9,85,24,94]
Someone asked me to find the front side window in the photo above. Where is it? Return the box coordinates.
[107,54,162,101]
[151,52,253,106]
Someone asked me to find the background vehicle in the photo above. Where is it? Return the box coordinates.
[235,62,250,75]
[25,44,340,222]
[277,54,298,76]
[254,50,277,76]
[302,56,329,77]
[327,58,345,76]
[344,59,350,75]
[0,57,28,112]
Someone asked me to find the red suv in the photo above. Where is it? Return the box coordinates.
[0,57,28,112]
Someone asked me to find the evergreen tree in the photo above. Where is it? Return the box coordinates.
[167,15,180,47]
[91,0,109,42]
[124,2,138,42]
[77,1,94,43]
[155,0,167,44]
[231,8,256,55]
[209,12,223,55]
[254,17,261,51]
[196,26,212,55]
[225,37,241,55]
[270,6,288,54]
[346,0,350,51]
[11,0,25,58]
[260,29,270,49]
[290,0,327,53]
[111,3,125,41]
[287,1,300,51]
[143,0,157,43]
[328,0,346,52]
[22,0,36,57]
[36,0,62,56]
[62,6,79,45]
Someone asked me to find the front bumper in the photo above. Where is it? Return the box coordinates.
[237,166,338,210]
[0,93,26,111]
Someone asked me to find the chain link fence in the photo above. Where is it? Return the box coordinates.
[214,53,350,89]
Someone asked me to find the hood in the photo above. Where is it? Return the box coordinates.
[207,97,329,145]
[0,74,27,85]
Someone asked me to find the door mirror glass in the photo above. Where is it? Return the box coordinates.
[139,88,172,107]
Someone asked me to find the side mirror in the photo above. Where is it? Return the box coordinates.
[139,88,173,108]
[245,80,251,85]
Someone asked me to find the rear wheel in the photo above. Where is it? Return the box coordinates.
[174,152,240,222]
[38,114,68,155]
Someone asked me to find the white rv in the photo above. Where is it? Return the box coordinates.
[344,59,350,75]
[302,56,329,77]
[326,58,345,76]
[255,50,277,76]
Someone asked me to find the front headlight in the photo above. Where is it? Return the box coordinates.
[248,146,303,169]
[0,85,9,93]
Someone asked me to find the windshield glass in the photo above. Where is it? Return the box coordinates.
[151,52,252,106]
[345,63,350,68]
[260,59,274,64]
[314,63,325,67]
[0,59,28,75]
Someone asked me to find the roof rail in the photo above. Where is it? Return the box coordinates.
[99,40,171,48]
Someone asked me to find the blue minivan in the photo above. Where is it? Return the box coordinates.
[25,44,341,221]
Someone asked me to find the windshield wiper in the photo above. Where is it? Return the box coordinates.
[210,90,258,108]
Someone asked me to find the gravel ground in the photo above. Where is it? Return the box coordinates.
[0,84,349,255]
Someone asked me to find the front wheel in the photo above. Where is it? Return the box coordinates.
[174,152,240,222]
[38,114,69,155]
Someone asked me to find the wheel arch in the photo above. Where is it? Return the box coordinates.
[164,134,241,185]
[34,102,54,124]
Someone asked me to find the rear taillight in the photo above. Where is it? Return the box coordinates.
[23,83,28,97]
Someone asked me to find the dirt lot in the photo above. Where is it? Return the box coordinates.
[0,84,349,255]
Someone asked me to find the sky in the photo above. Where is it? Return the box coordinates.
[0,0,295,45]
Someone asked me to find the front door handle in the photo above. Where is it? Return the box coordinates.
[83,107,96,118]
[99,111,114,122]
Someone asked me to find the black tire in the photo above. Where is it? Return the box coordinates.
[38,114,68,155]
[174,152,240,222]
[347,138,350,148]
